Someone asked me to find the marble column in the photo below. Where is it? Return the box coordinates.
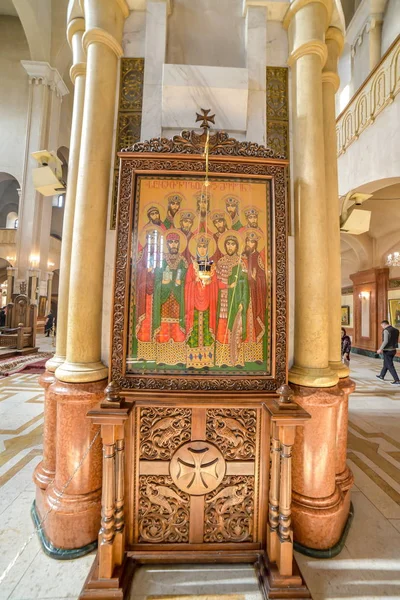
[46,271,54,315]
[284,0,350,551]
[6,267,16,304]
[286,0,337,389]
[140,0,168,140]
[322,27,354,503]
[28,268,39,305]
[323,28,349,380]
[244,3,267,145]
[34,9,87,501]
[39,0,129,552]
[16,62,68,291]
[369,16,383,71]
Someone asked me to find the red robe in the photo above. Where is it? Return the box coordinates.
[185,261,218,337]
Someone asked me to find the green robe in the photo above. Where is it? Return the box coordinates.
[217,257,249,340]
[152,256,187,335]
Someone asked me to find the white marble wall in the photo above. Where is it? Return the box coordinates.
[141,0,168,140]
[162,64,248,134]
[166,0,246,68]
[123,10,146,57]
[246,6,267,145]
[266,20,288,67]
[381,0,400,54]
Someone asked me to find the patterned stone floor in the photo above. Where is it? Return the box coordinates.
[0,353,398,599]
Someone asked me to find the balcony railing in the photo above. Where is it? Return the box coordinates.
[336,35,400,156]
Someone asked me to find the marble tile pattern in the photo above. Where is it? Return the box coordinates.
[0,354,400,599]
[162,64,249,132]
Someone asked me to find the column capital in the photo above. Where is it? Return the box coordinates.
[20,61,69,97]
[70,62,87,84]
[67,17,86,47]
[322,27,344,91]
[6,266,17,274]
[82,27,123,58]
[283,0,332,30]
[288,39,328,66]
[47,271,54,281]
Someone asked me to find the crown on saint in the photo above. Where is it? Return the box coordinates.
[179,210,195,221]
[211,210,226,222]
[245,230,260,241]
[225,234,238,244]
[166,192,183,205]
[197,234,210,246]
[224,195,239,207]
[166,231,180,241]
[194,189,211,201]
[147,205,160,217]
[244,206,259,217]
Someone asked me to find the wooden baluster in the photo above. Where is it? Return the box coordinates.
[277,425,296,576]
[267,421,281,563]
[114,428,126,566]
[98,424,116,579]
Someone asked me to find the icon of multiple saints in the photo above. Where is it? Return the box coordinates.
[130,188,270,371]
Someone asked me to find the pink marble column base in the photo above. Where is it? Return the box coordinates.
[36,378,105,550]
[33,371,57,490]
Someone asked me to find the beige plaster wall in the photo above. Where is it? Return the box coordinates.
[0,16,30,183]
[381,0,400,54]
[166,0,246,67]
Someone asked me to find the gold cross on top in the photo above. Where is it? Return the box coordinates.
[195,108,216,130]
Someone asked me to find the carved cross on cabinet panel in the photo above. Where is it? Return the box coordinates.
[136,406,260,545]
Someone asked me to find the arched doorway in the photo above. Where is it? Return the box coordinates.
[0,173,19,229]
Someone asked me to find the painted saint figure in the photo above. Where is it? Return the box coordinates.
[241,229,267,363]
[194,189,211,232]
[224,195,243,231]
[208,209,231,263]
[185,233,218,368]
[152,230,188,365]
[176,208,196,263]
[215,232,249,367]
[163,192,184,229]
[135,225,165,362]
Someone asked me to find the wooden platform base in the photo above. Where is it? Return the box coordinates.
[255,554,311,599]
[79,555,136,599]
[79,551,310,600]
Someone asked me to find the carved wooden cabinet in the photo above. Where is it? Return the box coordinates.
[129,402,268,552]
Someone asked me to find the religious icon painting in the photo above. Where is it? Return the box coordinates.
[126,175,273,376]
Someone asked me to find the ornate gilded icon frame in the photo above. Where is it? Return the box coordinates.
[111,129,289,392]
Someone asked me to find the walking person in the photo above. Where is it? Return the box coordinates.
[376,320,400,385]
[44,311,54,337]
[341,327,351,365]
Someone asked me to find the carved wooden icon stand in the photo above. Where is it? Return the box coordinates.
[80,115,311,599]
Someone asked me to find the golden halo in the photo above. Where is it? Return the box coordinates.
[240,205,264,229]
[138,224,165,250]
[241,227,266,253]
[217,229,244,256]
[174,208,199,233]
[142,201,166,224]
[188,232,217,259]
[207,210,232,234]
[164,228,188,254]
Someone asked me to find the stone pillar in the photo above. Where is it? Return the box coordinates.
[369,16,383,71]
[244,3,267,145]
[284,0,350,551]
[39,0,129,553]
[16,62,68,289]
[6,267,16,304]
[322,28,349,380]
[46,271,54,315]
[46,15,87,374]
[28,268,39,305]
[322,27,354,508]
[34,9,87,501]
[285,0,337,389]
[140,0,168,140]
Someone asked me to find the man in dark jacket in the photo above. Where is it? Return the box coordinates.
[376,320,400,384]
